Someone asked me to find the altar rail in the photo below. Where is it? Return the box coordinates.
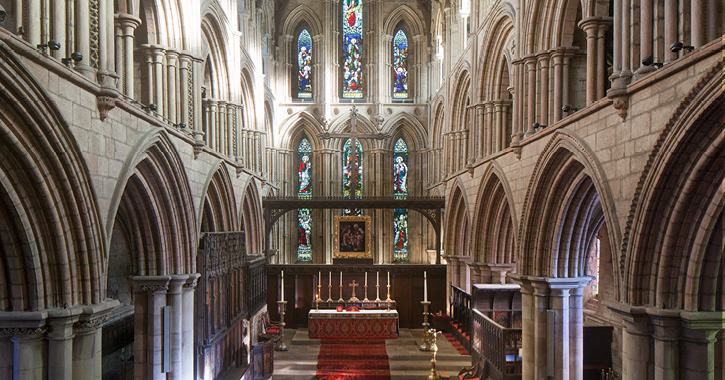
[450,285,472,351]
[472,309,522,380]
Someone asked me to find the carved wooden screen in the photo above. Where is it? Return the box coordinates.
[196,232,248,379]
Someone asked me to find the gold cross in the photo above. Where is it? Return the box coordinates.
[349,280,359,299]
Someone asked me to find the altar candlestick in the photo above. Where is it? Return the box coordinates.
[424,271,428,302]
[281,270,284,301]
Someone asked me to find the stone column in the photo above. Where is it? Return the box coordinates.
[47,310,81,380]
[74,0,93,78]
[488,263,516,284]
[167,275,187,380]
[596,21,611,99]
[680,311,722,380]
[531,280,549,379]
[484,102,494,155]
[536,51,550,121]
[493,101,504,153]
[475,104,485,159]
[551,50,564,122]
[181,275,199,380]
[27,0,41,46]
[227,104,236,157]
[151,45,165,116]
[614,307,652,380]
[11,328,46,379]
[178,53,192,125]
[549,287,571,380]
[620,0,631,78]
[166,50,179,123]
[208,99,218,150]
[132,276,171,380]
[650,310,680,380]
[51,0,66,59]
[690,0,705,47]
[218,101,228,155]
[579,18,600,105]
[568,285,585,380]
[664,0,677,62]
[636,1,655,76]
[72,316,106,380]
[114,22,123,90]
[511,275,535,379]
[525,56,537,137]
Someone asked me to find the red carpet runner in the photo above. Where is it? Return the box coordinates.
[316,339,391,380]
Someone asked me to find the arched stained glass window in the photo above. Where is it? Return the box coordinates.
[297,138,312,261]
[342,0,363,98]
[342,138,362,215]
[393,138,408,261]
[297,29,312,98]
[393,30,408,99]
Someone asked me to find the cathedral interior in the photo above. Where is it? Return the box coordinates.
[0,0,722,379]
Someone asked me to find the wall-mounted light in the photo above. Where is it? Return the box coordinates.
[641,56,663,68]
[532,122,547,132]
[37,39,61,53]
[142,103,158,112]
[61,52,83,67]
[670,41,694,53]
[562,105,579,113]
[174,122,187,129]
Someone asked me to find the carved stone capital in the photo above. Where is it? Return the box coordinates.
[0,327,47,338]
[74,315,109,333]
[192,130,206,159]
[97,96,116,121]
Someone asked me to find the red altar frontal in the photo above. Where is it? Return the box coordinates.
[308,310,399,339]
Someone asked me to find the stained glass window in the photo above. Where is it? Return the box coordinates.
[393,138,408,261]
[342,138,362,215]
[297,29,312,98]
[393,30,408,99]
[342,0,363,98]
[297,138,312,261]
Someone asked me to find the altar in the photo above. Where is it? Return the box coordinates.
[308,309,399,339]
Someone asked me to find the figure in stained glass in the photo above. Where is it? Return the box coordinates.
[393,139,408,198]
[393,209,408,262]
[297,138,313,261]
[393,138,409,261]
[298,29,312,98]
[343,138,362,215]
[393,30,408,98]
[342,0,363,98]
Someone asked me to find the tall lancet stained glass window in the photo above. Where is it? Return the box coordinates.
[393,30,408,99]
[393,138,408,261]
[297,29,312,98]
[342,0,363,98]
[297,138,312,261]
[342,138,363,215]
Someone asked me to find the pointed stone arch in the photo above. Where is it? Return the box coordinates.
[201,5,232,100]
[198,162,239,235]
[383,5,427,37]
[470,163,518,264]
[518,131,620,284]
[240,178,264,255]
[107,129,197,275]
[445,179,472,258]
[0,43,105,310]
[382,112,428,151]
[279,111,324,150]
[281,4,324,38]
[478,8,515,101]
[624,60,724,311]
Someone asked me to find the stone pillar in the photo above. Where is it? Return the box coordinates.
[27,0,41,46]
[166,50,179,123]
[167,275,187,380]
[680,312,722,380]
[636,1,655,76]
[488,263,516,285]
[47,310,80,380]
[650,311,680,380]
[151,46,165,116]
[579,18,600,105]
[531,280,549,379]
[208,100,218,150]
[549,287,571,380]
[510,60,521,144]
[615,307,652,380]
[568,286,585,380]
[536,52,550,122]
[178,53,192,126]
[512,275,535,380]
[51,0,66,59]
[11,328,46,379]
[551,50,564,122]
[72,316,106,380]
[132,276,171,380]
[227,104,236,157]
[664,0,678,62]
[525,56,537,137]
[218,101,228,155]
[484,102,495,155]
[596,21,610,99]
[620,0,631,78]
[690,0,705,47]
[74,0,93,78]
[181,275,199,380]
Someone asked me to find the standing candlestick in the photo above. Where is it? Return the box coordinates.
[424,271,428,302]
[364,284,369,302]
[328,272,333,301]
[317,277,322,302]
[419,300,433,351]
[338,284,344,302]
[386,284,392,302]
[275,300,288,351]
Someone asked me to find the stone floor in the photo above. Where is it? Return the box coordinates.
[272,328,471,379]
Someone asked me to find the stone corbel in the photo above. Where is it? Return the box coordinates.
[611,95,629,121]
[235,156,245,177]
[96,71,120,121]
[192,130,206,159]
[97,96,116,121]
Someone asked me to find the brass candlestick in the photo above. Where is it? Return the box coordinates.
[327,284,332,302]
[419,301,433,351]
[275,300,288,351]
[363,285,369,301]
[375,284,380,301]
[426,330,440,380]
[338,285,344,302]
[386,284,392,302]
[317,284,322,302]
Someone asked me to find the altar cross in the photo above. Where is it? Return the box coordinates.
[348,280,360,302]
[320,103,389,197]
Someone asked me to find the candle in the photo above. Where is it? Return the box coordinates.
[377,271,379,286]
[424,271,428,302]
[281,270,284,301]
[340,271,343,287]
[319,271,321,286]
[387,271,390,285]
[365,272,368,286]
[329,271,332,286]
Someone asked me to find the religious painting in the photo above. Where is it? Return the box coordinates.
[297,29,312,98]
[392,29,408,98]
[334,215,371,258]
[342,0,363,98]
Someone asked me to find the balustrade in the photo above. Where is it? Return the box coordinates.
[472,309,522,379]
[450,285,472,350]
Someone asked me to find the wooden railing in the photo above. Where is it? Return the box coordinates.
[196,232,249,380]
[472,309,522,380]
[450,285,472,350]
[246,254,267,316]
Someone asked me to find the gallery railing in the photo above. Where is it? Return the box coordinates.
[471,309,522,380]
[246,254,267,316]
[196,232,249,380]
[450,285,472,350]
